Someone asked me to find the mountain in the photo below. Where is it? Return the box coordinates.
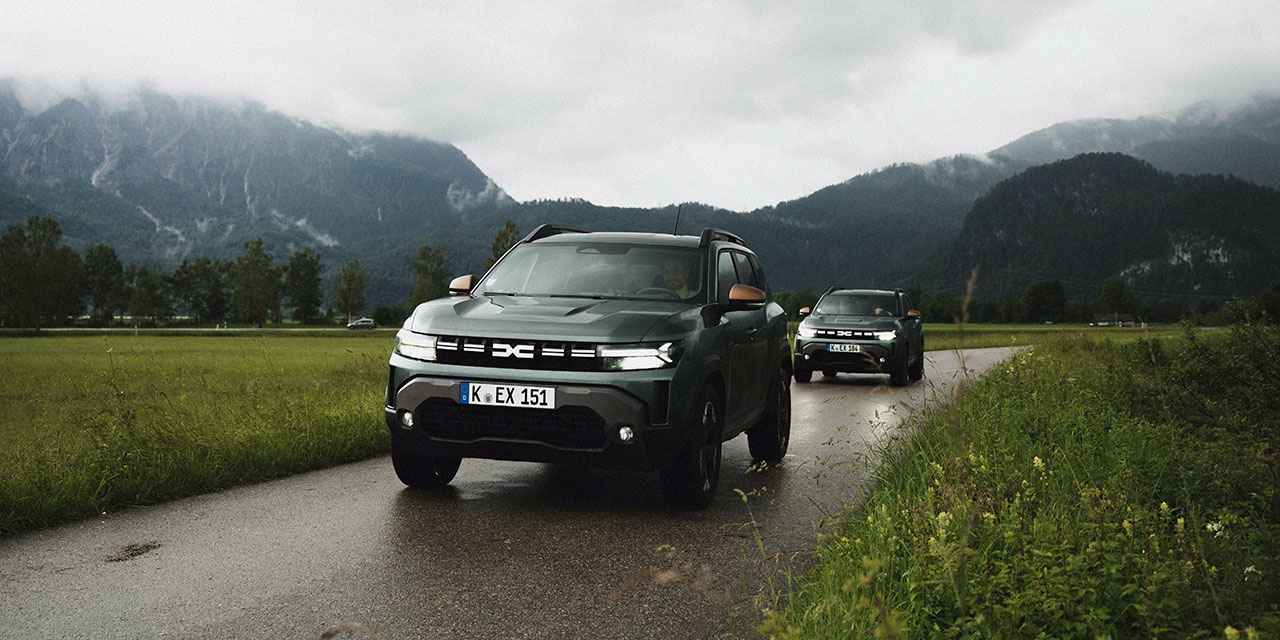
[0,83,513,302]
[941,153,1280,301]
[990,96,1280,190]
[3,80,1278,307]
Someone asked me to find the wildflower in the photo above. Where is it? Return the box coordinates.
[1246,627,1259,640]
[1176,517,1185,533]
[982,512,996,523]
[1206,521,1225,538]
[1224,626,1240,640]
[1033,456,1045,470]
[1160,502,1171,515]
[1122,520,1133,536]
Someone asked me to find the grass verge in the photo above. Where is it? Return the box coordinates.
[0,335,390,534]
[764,318,1279,638]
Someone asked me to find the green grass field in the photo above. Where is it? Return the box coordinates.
[0,334,393,534]
[763,321,1280,638]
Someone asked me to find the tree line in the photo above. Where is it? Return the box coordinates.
[0,216,523,329]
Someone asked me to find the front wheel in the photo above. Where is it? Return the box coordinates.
[391,441,462,488]
[748,367,791,463]
[908,347,924,381]
[794,363,812,383]
[661,385,723,509]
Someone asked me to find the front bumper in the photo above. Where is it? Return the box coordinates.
[385,354,693,471]
[793,336,904,373]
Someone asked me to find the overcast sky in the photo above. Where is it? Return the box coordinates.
[2,0,1279,211]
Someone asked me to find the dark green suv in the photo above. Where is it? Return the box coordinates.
[385,225,792,508]
[792,288,924,386]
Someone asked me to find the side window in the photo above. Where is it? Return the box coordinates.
[746,254,769,295]
[717,251,739,304]
[732,251,759,289]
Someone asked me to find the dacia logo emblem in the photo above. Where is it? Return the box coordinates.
[491,342,535,359]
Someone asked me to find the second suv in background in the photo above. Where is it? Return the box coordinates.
[792,288,924,386]
[385,225,792,509]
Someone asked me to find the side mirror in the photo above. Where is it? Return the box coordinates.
[907,309,921,318]
[798,306,811,316]
[727,284,766,308]
[448,274,474,297]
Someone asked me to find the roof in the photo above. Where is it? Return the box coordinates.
[530,231,704,248]
[824,288,899,297]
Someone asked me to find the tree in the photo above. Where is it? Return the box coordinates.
[124,264,173,323]
[1259,280,1280,322]
[410,244,452,306]
[229,238,282,325]
[372,303,411,328]
[922,291,961,324]
[170,257,230,323]
[283,248,324,324]
[485,220,521,270]
[81,243,124,325]
[1021,280,1066,323]
[1094,277,1139,317]
[333,259,367,325]
[0,217,82,328]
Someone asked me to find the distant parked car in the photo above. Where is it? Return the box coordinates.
[347,318,377,330]
[792,287,924,386]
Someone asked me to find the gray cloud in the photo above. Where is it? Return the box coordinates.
[1,0,1278,210]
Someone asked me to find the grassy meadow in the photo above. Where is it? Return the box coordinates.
[763,318,1279,637]
[0,333,393,534]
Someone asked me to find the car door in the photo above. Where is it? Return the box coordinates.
[899,292,923,358]
[717,249,769,428]
[715,250,753,424]
[731,251,771,405]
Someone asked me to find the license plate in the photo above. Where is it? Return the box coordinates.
[459,382,555,409]
[828,344,861,353]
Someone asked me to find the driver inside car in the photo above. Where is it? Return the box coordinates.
[661,256,693,298]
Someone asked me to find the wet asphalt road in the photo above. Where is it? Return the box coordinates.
[1,347,1016,640]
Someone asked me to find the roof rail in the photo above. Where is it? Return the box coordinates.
[522,224,591,243]
[822,286,842,297]
[698,228,746,248]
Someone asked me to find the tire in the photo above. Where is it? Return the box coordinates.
[748,367,791,463]
[908,347,924,381]
[794,364,812,383]
[661,385,723,509]
[391,440,462,488]
[822,369,837,378]
[888,362,908,387]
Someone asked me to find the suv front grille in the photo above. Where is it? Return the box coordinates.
[815,329,876,339]
[417,398,607,449]
[435,336,599,371]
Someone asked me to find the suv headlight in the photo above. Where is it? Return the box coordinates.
[873,330,898,341]
[599,341,682,371]
[395,330,437,361]
[796,324,816,338]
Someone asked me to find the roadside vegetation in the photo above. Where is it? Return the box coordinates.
[0,334,390,534]
[764,303,1279,638]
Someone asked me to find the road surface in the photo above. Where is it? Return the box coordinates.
[1,347,1017,639]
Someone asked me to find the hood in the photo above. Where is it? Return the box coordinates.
[805,314,900,331]
[408,295,687,342]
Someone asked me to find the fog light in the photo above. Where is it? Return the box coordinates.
[400,411,415,429]
[618,425,635,443]
[879,357,886,363]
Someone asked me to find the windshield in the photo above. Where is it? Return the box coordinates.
[814,293,898,317]
[476,242,706,302]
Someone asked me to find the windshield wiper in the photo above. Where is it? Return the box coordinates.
[482,291,525,297]
[541,294,613,300]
